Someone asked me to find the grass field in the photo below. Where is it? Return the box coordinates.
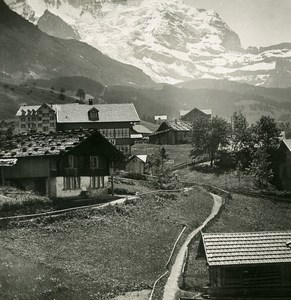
[132,144,192,166]
[177,166,254,191]
[0,186,213,300]
[184,193,291,291]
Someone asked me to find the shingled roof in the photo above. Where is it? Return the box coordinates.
[202,231,291,267]
[0,130,124,159]
[16,103,140,123]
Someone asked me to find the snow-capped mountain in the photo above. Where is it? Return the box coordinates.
[5,0,291,87]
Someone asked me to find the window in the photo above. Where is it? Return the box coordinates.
[106,129,115,138]
[38,117,42,121]
[31,117,36,121]
[21,124,26,128]
[115,128,130,138]
[38,123,42,128]
[68,155,75,168]
[88,108,99,121]
[43,113,49,117]
[63,177,80,190]
[43,120,49,124]
[90,176,104,189]
[50,123,55,127]
[50,116,55,120]
[43,127,48,132]
[21,117,26,122]
[90,156,100,169]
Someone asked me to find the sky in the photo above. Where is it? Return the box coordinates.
[184,0,291,48]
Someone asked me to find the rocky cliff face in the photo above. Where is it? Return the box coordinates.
[37,10,80,40]
[5,0,291,87]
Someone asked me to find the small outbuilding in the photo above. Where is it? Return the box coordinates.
[273,139,291,191]
[126,155,147,174]
[198,231,291,299]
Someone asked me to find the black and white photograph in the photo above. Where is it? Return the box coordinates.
[1,0,291,299]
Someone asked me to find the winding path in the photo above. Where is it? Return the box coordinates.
[162,193,223,300]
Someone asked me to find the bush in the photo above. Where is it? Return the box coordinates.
[124,172,147,181]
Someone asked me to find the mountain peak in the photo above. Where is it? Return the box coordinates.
[5,0,291,87]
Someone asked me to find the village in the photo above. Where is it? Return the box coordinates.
[0,96,291,300]
[1,0,291,299]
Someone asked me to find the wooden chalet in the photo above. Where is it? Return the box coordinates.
[198,231,291,299]
[0,130,125,199]
[181,108,212,123]
[149,120,191,145]
[15,103,141,156]
[273,139,291,191]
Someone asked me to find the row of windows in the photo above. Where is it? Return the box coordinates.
[67,155,103,169]
[116,145,131,155]
[63,176,105,190]
[21,123,55,129]
[99,128,130,139]
[21,116,55,122]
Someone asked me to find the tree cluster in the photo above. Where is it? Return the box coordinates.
[190,113,282,189]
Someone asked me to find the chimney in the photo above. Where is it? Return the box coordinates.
[50,101,53,108]
[89,99,93,105]
[175,118,177,124]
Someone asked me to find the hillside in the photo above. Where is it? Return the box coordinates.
[0,82,77,119]
[25,77,291,124]
[0,0,156,88]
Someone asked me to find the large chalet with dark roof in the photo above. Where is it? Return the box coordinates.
[15,103,141,155]
[0,130,125,199]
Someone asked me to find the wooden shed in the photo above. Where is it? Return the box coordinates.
[126,155,147,174]
[199,231,291,299]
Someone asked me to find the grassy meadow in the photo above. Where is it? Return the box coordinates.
[0,186,213,300]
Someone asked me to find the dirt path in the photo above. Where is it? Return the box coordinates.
[162,193,223,300]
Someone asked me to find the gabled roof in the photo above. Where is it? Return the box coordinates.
[16,103,140,123]
[202,231,291,267]
[282,139,291,152]
[16,103,57,116]
[181,108,212,121]
[0,130,124,160]
[129,155,147,163]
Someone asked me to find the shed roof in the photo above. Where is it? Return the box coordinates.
[16,103,140,123]
[202,231,291,267]
[0,130,124,160]
[132,124,152,134]
[162,120,192,131]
